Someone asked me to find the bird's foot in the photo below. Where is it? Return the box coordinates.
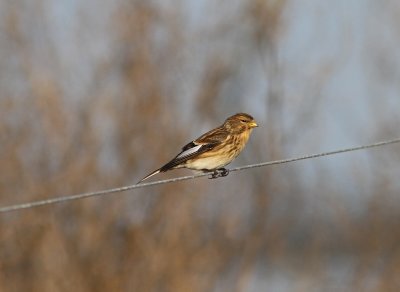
[209,168,229,179]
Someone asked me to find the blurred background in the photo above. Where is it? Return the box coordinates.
[1,0,400,291]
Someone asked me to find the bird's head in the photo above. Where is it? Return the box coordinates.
[224,113,258,133]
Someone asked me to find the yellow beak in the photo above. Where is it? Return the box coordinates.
[249,121,258,128]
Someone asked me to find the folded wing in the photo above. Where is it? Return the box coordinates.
[159,142,215,171]
[137,124,230,183]
[159,126,230,171]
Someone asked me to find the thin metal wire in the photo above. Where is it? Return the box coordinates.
[1,138,399,213]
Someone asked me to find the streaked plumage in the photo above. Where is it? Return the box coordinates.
[137,113,258,183]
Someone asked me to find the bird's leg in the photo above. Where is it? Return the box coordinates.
[208,168,230,179]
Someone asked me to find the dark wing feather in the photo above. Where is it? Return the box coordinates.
[160,125,230,172]
[182,141,197,152]
[159,143,216,171]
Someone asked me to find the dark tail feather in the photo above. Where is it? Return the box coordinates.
[137,158,182,184]
[137,169,161,184]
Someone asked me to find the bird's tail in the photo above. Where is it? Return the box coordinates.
[137,169,161,184]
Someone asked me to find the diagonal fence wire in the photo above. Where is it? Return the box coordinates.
[1,138,399,213]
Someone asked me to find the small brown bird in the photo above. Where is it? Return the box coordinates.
[137,113,258,183]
